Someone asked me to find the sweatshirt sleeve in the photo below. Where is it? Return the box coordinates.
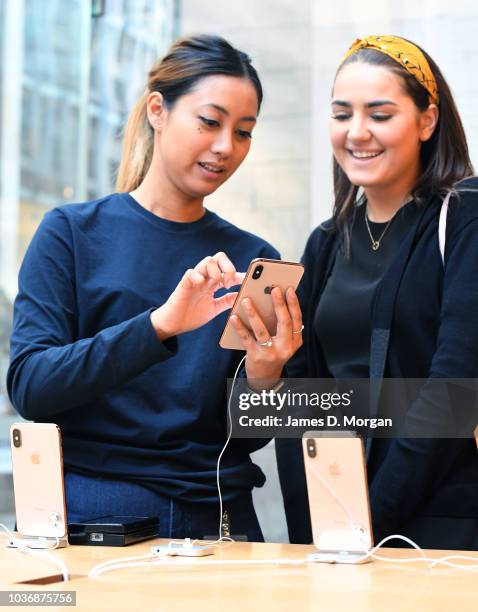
[369,216,478,539]
[283,229,319,378]
[283,224,334,379]
[7,209,177,420]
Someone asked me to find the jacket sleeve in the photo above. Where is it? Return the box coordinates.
[7,209,177,420]
[369,216,478,540]
[284,225,328,379]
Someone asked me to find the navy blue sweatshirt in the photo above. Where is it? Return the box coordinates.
[7,193,279,503]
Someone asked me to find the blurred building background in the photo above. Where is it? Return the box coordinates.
[0,0,176,531]
[1,0,478,541]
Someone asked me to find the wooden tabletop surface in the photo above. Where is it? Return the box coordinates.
[1,538,477,612]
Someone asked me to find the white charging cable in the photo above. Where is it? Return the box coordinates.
[89,379,478,578]
[216,353,246,540]
[88,538,478,579]
[1,523,69,581]
[86,526,478,578]
[305,459,478,570]
[89,357,246,581]
[88,552,156,579]
[88,535,478,579]
[306,461,357,529]
[0,521,16,543]
[89,548,308,578]
[352,534,478,570]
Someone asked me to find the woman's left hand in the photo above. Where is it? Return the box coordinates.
[229,286,303,390]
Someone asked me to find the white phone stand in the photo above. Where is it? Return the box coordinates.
[7,535,67,549]
[308,528,372,564]
[308,550,371,564]
[151,543,215,557]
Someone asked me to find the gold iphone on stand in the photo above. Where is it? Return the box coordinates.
[302,432,373,563]
[10,423,67,540]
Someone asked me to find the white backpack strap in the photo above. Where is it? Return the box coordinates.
[438,191,452,266]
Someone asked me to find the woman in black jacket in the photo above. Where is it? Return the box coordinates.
[276,35,478,550]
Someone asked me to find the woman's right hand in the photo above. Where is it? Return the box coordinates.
[230,286,303,389]
[150,252,244,340]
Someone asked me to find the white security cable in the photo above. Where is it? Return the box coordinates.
[0,522,15,542]
[89,552,308,578]
[427,554,478,570]
[306,461,356,528]
[88,553,154,579]
[17,546,69,582]
[304,440,478,570]
[87,389,478,579]
[183,536,235,548]
[216,354,247,540]
[87,428,478,579]
[1,523,69,581]
[87,533,478,578]
[354,534,478,570]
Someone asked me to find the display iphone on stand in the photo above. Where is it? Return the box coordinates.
[302,432,373,563]
[10,422,67,547]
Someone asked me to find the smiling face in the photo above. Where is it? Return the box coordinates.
[149,74,258,202]
[329,62,437,202]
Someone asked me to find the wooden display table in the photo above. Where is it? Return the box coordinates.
[1,538,477,611]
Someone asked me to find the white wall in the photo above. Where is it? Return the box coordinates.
[311,0,478,225]
[180,0,312,262]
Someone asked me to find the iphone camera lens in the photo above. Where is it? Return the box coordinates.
[306,439,316,458]
[252,265,263,280]
[12,428,21,448]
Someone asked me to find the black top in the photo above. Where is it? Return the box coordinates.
[314,201,421,378]
[277,177,478,548]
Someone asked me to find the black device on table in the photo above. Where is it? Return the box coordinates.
[68,515,159,546]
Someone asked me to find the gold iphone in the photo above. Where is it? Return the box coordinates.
[302,432,373,562]
[10,423,67,539]
[219,258,304,350]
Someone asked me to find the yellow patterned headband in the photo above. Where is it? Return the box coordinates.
[341,35,439,105]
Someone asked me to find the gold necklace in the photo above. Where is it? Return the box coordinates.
[364,206,394,251]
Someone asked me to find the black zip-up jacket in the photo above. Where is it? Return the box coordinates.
[277,177,478,549]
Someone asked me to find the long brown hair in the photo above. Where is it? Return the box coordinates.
[331,43,474,251]
[116,34,263,192]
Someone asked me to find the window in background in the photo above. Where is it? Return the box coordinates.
[0,0,174,526]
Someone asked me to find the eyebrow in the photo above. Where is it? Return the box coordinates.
[203,103,257,122]
[331,99,398,108]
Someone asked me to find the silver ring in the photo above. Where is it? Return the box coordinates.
[256,337,273,347]
[293,324,305,335]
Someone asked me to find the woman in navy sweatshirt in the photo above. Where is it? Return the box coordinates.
[276,35,478,550]
[7,35,302,541]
